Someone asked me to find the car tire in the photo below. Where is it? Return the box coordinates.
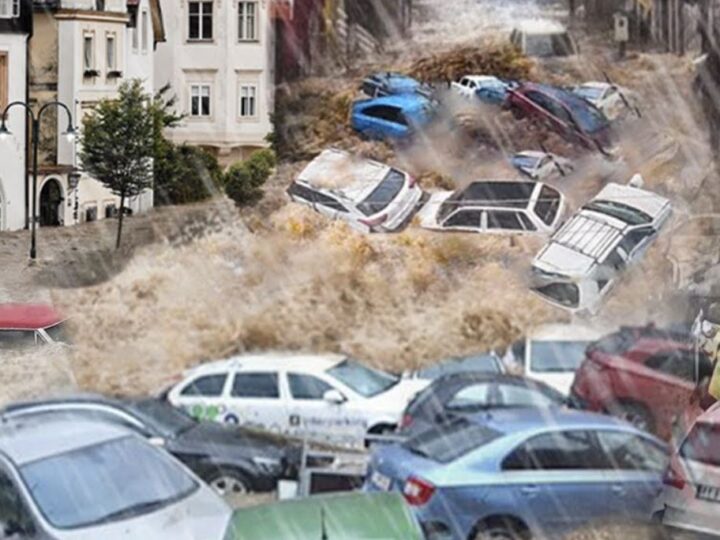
[205,469,252,500]
[616,402,655,434]
[473,521,527,540]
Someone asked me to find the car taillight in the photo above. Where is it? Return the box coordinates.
[359,214,388,229]
[407,175,417,188]
[663,462,686,490]
[400,414,413,429]
[403,476,435,506]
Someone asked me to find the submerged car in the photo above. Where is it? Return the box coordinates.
[287,149,423,233]
[510,20,578,57]
[167,353,429,447]
[451,75,517,105]
[0,304,70,350]
[360,72,432,99]
[530,175,673,313]
[571,82,639,121]
[571,325,714,439]
[511,150,573,180]
[398,373,567,437]
[506,82,612,152]
[1,395,300,499]
[351,94,435,141]
[654,403,720,537]
[418,180,565,235]
[226,492,424,540]
[0,415,231,539]
[366,409,668,540]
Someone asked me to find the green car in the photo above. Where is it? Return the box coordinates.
[224,492,424,539]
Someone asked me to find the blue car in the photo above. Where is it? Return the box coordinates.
[365,409,668,540]
[351,95,435,141]
[361,72,433,99]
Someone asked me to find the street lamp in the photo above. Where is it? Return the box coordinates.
[0,101,76,260]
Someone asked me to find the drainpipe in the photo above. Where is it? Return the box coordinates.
[24,7,31,229]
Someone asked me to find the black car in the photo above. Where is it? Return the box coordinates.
[0,395,301,498]
[410,352,506,380]
[398,373,568,437]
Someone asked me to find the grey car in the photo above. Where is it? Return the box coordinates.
[0,416,231,539]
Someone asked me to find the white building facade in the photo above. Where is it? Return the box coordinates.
[0,0,30,231]
[155,0,274,166]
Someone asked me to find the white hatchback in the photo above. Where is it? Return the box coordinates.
[167,353,430,447]
[655,403,720,537]
[571,82,639,121]
[510,151,573,181]
[287,149,423,233]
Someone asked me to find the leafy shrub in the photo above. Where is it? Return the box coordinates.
[154,144,224,206]
[224,149,277,206]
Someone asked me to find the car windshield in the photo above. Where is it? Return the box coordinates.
[357,169,406,216]
[130,399,197,438]
[680,422,720,467]
[583,200,652,225]
[20,436,198,529]
[532,282,579,308]
[327,359,399,397]
[530,340,589,373]
[575,86,604,101]
[403,418,501,463]
[511,155,541,170]
[566,99,609,134]
[43,321,72,344]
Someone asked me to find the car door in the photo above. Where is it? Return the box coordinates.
[442,209,483,232]
[617,226,656,265]
[224,371,288,434]
[286,372,362,445]
[595,430,667,520]
[361,105,407,139]
[173,371,230,423]
[310,191,349,222]
[501,429,613,533]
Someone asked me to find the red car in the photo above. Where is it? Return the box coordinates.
[571,325,714,440]
[0,303,70,350]
[505,82,613,153]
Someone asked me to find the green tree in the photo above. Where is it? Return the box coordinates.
[80,79,154,248]
[224,148,276,206]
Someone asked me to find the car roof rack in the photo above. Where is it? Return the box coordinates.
[551,212,628,263]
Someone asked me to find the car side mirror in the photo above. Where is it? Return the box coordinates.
[323,389,346,405]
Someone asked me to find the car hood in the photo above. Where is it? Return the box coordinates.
[417,191,453,229]
[594,182,672,221]
[226,492,422,540]
[175,423,290,459]
[58,487,231,540]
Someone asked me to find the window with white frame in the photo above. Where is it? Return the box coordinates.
[0,0,20,18]
[188,1,213,41]
[141,10,149,52]
[131,14,139,51]
[238,1,257,41]
[190,84,211,117]
[106,34,116,71]
[239,84,257,117]
[83,34,95,71]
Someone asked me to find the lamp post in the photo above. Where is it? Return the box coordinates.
[0,101,77,260]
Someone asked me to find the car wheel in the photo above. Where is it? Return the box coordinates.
[617,402,655,433]
[473,523,527,540]
[206,470,252,501]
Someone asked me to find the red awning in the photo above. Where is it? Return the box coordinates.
[0,304,63,330]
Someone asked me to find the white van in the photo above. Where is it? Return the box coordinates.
[530,176,672,314]
[510,20,578,57]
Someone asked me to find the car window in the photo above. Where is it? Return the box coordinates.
[518,213,536,231]
[231,372,280,399]
[526,91,572,124]
[534,185,562,226]
[357,169,406,216]
[618,227,654,255]
[529,340,589,373]
[0,469,34,536]
[596,431,668,472]
[444,209,482,228]
[532,282,579,309]
[681,421,720,467]
[288,373,333,400]
[605,249,627,272]
[460,78,469,86]
[644,350,696,382]
[180,374,227,397]
[363,105,405,125]
[446,383,494,410]
[0,330,37,350]
[486,210,524,231]
[404,418,502,464]
[497,384,558,408]
[287,182,318,203]
[312,192,349,213]
[503,430,606,470]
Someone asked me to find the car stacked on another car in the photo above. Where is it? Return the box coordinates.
[511,150,573,180]
[571,325,715,439]
[570,82,639,121]
[1,395,300,500]
[360,72,432,99]
[366,409,669,540]
[351,94,436,141]
[418,180,565,235]
[287,149,423,233]
[167,353,429,447]
[451,75,518,105]
[506,82,613,152]
[0,415,232,539]
[0,304,70,350]
[398,372,568,437]
[530,175,673,314]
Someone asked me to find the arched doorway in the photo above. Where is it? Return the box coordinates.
[39,178,63,227]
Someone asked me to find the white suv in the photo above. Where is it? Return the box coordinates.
[167,353,429,447]
[530,176,672,314]
[287,149,423,233]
